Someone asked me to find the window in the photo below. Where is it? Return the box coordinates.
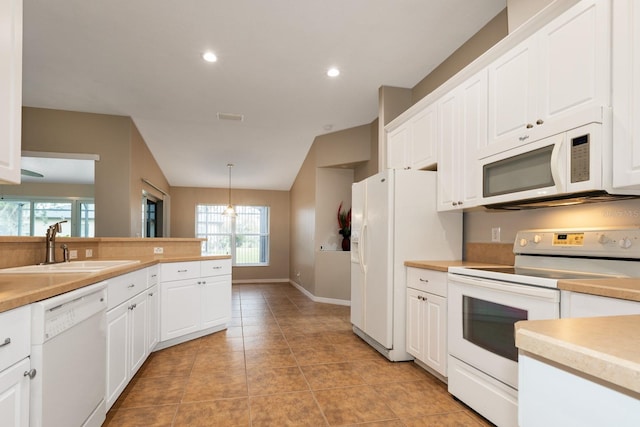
[196,204,269,266]
[0,198,95,237]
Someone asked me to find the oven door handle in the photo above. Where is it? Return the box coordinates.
[448,274,560,302]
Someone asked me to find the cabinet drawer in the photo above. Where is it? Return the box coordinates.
[0,305,30,370]
[160,261,200,282]
[147,265,159,287]
[108,269,147,310]
[200,259,231,277]
[406,267,447,297]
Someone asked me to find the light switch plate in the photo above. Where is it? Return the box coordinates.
[491,227,501,242]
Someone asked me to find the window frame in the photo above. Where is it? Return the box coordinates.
[0,196,95,237]
[195,204,270,267]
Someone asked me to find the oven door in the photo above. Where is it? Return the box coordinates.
[448,273,560,389]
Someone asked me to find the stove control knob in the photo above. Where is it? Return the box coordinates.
[533,234,542,244]
[598,234,610,244]
[618,237,633,249]
[519,238,528,247]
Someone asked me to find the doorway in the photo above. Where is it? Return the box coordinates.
[142,192,163,237]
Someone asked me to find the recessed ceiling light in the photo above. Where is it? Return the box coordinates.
[202,51,218,63]
[327,67,340,77]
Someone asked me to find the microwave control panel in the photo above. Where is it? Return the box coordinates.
[570,134,590,183]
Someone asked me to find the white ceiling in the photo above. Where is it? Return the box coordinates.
[22,0,506,191]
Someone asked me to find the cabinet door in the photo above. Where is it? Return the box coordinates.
[437,89,460,211]
[128,291,148,378]
[612,0,640,189]
[161,278,201,341]
[146,284,159,352]
[0,358,30,427]
[460,70,487,207]
[200,275,232,330]
[410,105,438,170]
[386,125,409,169]
[406,288,424,359]
[106,303,129,411]
[537,0,610,123]
[423,293,447,377]
[0,0,22,184]
[487,37,537,148]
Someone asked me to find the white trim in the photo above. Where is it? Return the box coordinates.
[288,279,351,306]
[232,278,290,284]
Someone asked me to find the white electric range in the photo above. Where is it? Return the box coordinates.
[446,227,640,427]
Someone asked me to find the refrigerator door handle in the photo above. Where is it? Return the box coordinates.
[359,223,367,273]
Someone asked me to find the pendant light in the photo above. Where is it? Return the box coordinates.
[223,163,236,217]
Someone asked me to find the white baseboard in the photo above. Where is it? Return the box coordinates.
[232,278,290,284]
[288,279,351,306]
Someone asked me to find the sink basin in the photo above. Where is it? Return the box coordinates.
[0,260,141,274]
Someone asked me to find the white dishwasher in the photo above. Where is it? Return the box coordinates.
[31,281,107,427]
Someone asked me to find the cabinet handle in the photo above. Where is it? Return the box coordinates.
[151,274,157,278]
[213,266,222,270]
[127,284,135,288]
[419,278,429,283]
[24,369,37,379]
[526,123,533,129]
[148,292,154,297]
[178,269,188,273]
[0,337,10,347]
[452,202,458,206]
[129,303,137,310]
[536,119,544,125]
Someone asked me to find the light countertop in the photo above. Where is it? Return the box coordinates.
[515,315,640,395]
[0,255,230,313]
[559,278,640,303]
[404,260,509,272]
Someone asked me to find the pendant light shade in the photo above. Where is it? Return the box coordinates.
[224,163,236,217]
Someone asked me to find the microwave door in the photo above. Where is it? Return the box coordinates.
[481,133,566,205]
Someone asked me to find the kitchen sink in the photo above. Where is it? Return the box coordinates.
[0,260,140,274]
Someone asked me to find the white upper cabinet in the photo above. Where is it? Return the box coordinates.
[386,103,437,170]
[0,0,22,184]
[612,0,640,190]
[437,70,487,211]
[484,0,610,158]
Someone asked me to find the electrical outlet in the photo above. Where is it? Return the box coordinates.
[69,250,78,259]
[153,247,164,254]
[85,249,93,258]
[491,227,501,242]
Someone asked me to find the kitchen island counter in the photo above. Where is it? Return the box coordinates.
[515,315,640,395]
[0,255,230,313]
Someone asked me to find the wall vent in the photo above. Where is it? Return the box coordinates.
[217,112,244,121]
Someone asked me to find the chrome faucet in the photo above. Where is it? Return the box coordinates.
[44,221,67,264]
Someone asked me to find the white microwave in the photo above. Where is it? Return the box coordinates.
[480,122,617,209]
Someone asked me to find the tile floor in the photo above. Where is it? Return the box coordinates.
[104,283,493,426]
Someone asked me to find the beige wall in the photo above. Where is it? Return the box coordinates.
[465,199,640,245]
[0,182,93,198]
[21,107,169,237]
[507,0,555,32]
[130,123,170,237]
[412,9,509,104]
[169,186,290,282]
[290,144,318,295]
[289,124,373,299]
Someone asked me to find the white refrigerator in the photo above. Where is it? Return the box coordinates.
[350,169,462,361]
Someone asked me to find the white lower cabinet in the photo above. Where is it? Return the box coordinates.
[406,268,448,378]
[105,268,151,411]
[0,358,30,427]
[160,259,232,343]
[0,306,31,427]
